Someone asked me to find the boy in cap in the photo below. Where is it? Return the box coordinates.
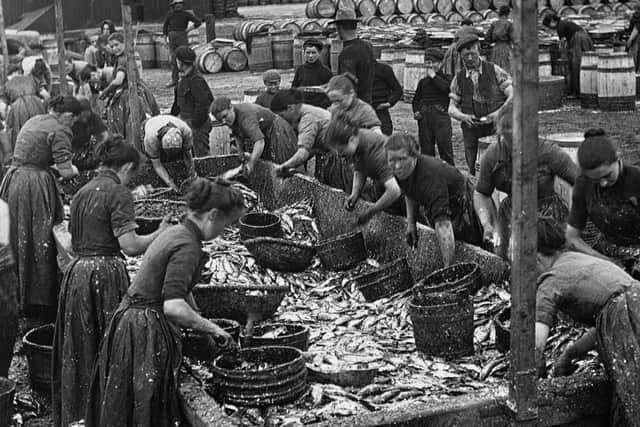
[143,114,197,192]
[331,8,376,105]
[291,38,333,108]
[163,0,202,88]
[412,48,454,165]
[171,45,214,157]
[372,60,402,135]
[448,34,513,175]
[255,70,281,109]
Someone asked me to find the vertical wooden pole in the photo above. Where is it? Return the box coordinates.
[53,0,68,95]
[0,0,9,86]
[121,0,143,151]
[205,14,216,43]
[508,0,539,425]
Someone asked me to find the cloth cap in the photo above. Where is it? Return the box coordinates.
[161,127,183,151]
[425,48,444,62]
[175,46,196,64]
[263,69,281,83]
[211,97,231,115]
[456,34,480,52]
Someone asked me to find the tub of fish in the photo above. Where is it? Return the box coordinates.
[414,262,483,298]
[353,258,414,302]
[207,346,308,407]
[240,323,309,351]
[182,319,242,361]
[134,199,186,234]
[306,352,380,388]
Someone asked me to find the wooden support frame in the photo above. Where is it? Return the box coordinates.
[54,0,68,95]
[0,0,8,86]
[508,0,540,425]
[121,0,144,152]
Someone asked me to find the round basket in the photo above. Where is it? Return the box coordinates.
[243,237,315,272]
[414,262,482,299]
[315,231,367,270]
[354,258,414,302]
[134,199,186,234]
[239,212,283,241]
[192,283,289,324]
[241,323,310,351]
[182,318,242,360]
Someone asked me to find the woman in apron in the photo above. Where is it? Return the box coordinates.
[0,95,81,323]
[86,178,242,426]
[52,135,169,427]
[566,129,640,278]
[535,216,640,427]
[211,97,297,178]
[474,105,578,259]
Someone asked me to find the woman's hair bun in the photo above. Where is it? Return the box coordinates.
[584,128,606,138]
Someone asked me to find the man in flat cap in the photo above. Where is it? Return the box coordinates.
[331,8,376,105]
[448,34,512,175]
[171,45,214,157]
[163,0,202,88]
[412,47,454,165]
[255,69,281,109]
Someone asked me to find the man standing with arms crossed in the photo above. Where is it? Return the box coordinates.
[163,0,202,88]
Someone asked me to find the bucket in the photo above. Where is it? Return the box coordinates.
[153,33,170,69]
[0,377,15,427]
[219,45,248,72]
[316,231,367,271]
[579,51,598,109]
[539,75,566,110]
[409,292,474,358]
[239,212,283,241]
[403,62,428,102]
[597,52,636,111]
[241,323,310,351]
[136,32,156,68]
[209,120,231,155]
[413,262,482,297]
[413,0,434,13]
[23,324,54,391]
[194,44,223,74]
[376,0,396,15]
[247,32,273,72]
[354,258,414,302]
[271,30,294,70]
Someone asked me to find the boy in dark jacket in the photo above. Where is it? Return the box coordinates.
[163,0,202,88]
[412,48,454,165]
[372,61,403,135]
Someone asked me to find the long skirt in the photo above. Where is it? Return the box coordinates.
[490,42,512,74]
[497,192,569,259]
[596,285,640,427]
[315,150,353,192]
[52,255,130,427]
[0,166,63,314]
[568,30,594,96]
[86,296,183,427]
[6,95,46,151]
[266,115,298,165]
[0,266,19,378]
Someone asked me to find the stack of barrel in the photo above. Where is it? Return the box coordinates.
[538,0,632,20]
[580,47,636,111]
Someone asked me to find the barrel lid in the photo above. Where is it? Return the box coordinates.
[543,132,583,147]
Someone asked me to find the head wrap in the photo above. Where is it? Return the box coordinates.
[159,124,183,151]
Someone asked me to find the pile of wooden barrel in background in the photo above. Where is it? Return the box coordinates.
[579,46,637,111]
[236,0,308,6]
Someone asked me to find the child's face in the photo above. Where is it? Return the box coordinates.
[265,80,280,94]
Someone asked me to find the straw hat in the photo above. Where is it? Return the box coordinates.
[329,8,360,24]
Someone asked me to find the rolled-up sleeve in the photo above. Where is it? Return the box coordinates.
[51,128,73,168]
[297,116,318,152]
[449,75,461,103]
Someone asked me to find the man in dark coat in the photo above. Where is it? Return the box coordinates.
[372,61,402,135]
[163,0,202,88]
[171,46,214,157]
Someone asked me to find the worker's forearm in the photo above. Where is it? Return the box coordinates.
[369,182,401,214]
[474,191,497,229]
[247,140,265,170]
[154,163,176,189]
[435,220,456,267]
[184,151,196,178]
[281,148,311,170]
[566,328,597,360]
[405,197,417,226]
[448,101,465,121]
[351,171,365,198]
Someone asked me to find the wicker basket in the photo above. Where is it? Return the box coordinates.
[134,199,186,234]
[354,258,414,302]
[192,283,289,324]
[315,231,367,271]
[243,237,315,272]
[182,318,241,361]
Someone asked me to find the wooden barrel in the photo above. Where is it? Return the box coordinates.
[492,0,510,9]
[539,75,566,111]
[445,11,463,22]
[557,5,576,16]
[453,0,471,13]
[537,0,548,8]
[403,63,428,102]
[376,0,397,15]
[579,51,598,109]
[405,49,425,64]
[473,0,491,10]
[362,16,386,26]
[299,19,324,32]
[425,12,447,23]
[271,30,294,69]
[413,0,434,13]
[393,49,406,84]
[136,32,156,69]
[596,3,612,13]
[594,44,613,56]
[209,120,231,155]
[247,33,273,72]
[341,0,357,10]
[597,53,636,111]
[538,6,554,17]
[613,3,631,16]
[577,4,597,16]
[188,31,202,48]
[243,88,262,103]
[153,33,170,69]
[406,13,427,24]
[543,133,582,209]
[293,33,327,68]
[461,10,482,22]
[194,44,223,74]
[385,15,406,24]
[397,0,415,14]
[305,0,337,18]
[435,0,453,13]
[380,48,396,62]
[330,38,343,74]
[482,9,498,19]
[539,49,552,77]
[281,21,302,36]
[356,0,378,16]
[219,45,248,72]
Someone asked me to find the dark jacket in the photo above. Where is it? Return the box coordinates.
[172,68,213,129]
[338,38,376,105]
[163,10,202,35]
[412,71,452,113]
[372,61,403,109]
[457,61,506,117]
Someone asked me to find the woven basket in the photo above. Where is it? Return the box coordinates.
[315,231,367,271]
[134,199,186,234]
[354,258,414,302]
[182,318,241,361]
[243,237,315,272]
[192,283,289,324]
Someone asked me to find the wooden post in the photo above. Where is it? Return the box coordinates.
[53,0,68,95]
[121,0,143,151]
[0,0,9,86]
[508,0,539,425]
[205,14,216,43]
